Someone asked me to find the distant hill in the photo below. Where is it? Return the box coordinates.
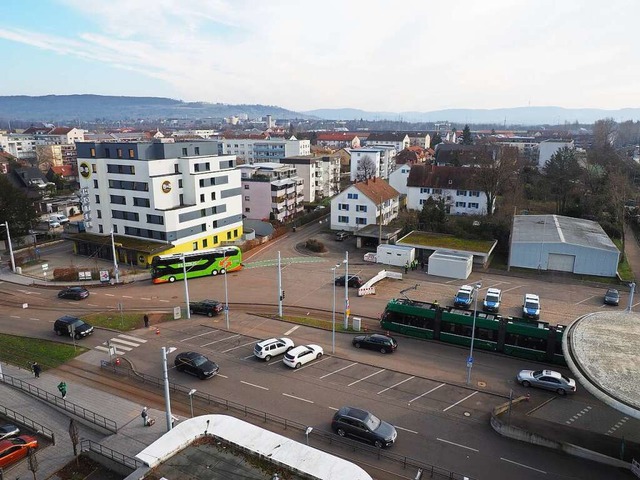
[304,106,640,125]
[0,95,309,122]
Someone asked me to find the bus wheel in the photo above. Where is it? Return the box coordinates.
[211,270,218,276]
[220,268,227,275]
[169,276,176,283]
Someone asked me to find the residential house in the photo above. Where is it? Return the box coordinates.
[316,133,361,149]
[349,148,381,181]
[6,167,55,211]
[434,144,500,167]
[46,164,79,191]
[538,139,574,170]
[365,132,410,152]
[388,164,412,196]
[397,132,431,149]
[279,154,340,203]
[330,178,400,232]
[219,134,310,163]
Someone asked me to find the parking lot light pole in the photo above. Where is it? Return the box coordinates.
[224,269,229,330]
[344,252,349,329]
[183,254,191,319]
[188,389,197,418]
[162,346,177,431]
[332,264,340,354]
[110,229,119,284]
[466,282,482,385]
[277,251,283,317]
[1,221,16,273]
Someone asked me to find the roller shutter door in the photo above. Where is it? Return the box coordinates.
[547,253,575,272]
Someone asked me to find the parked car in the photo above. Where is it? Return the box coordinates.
[53,316,94,339]
[50,213,69,224]
[48,219,61,229]
[0,424,19,441]
[516,369,576,395]
[483,288,502,313]
[335,231,350,241]
[334,275,363,288]
[604,288,620,306]
[331,406,397,448]
[189,300,223,317]
[0,435,38,469]
[522,293,541,319]
[283,345,323,369]
[453,285,474,309]
[254,337,294,361]
[174,351,219,379]
[352,334,397,353]
[58,286,90,300]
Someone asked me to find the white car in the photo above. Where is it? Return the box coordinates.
[283,344,323,369]
[254,337,294,361]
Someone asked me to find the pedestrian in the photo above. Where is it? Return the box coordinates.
[421,260,425,271]
[32,362,41,378]
[57,381,67,399]
[141,407,149,426]
[405,262,409,274]
[143,314,149,328]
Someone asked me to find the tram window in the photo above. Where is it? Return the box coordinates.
[476,328,496,342]
[441,322,472,337]
[505,333,547,352]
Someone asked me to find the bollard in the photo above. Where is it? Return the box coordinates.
[155,327,160,335]
[115,357,121,366]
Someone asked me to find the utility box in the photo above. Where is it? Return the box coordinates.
[428,250,473,279]
[376,244,415,267]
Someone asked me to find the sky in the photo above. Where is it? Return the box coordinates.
[2,0,639,113]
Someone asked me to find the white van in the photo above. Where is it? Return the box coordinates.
[523,294,541,320]
[50,213,69,224]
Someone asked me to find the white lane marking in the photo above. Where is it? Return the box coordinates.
[293,356,329,371]
[109,338,139,347]
[122,295,133,299]
[104,293,115,297]
[328,406,339,411]
[159,299,169,303]
[243,354,255,360]
[141,297,151,300]
[437,437,479,452]
[118,334,147,343]
[221,341,256,353]
[575,295,597,305]
[501,284,525,293]
[348,369,386,387]
[10,315,20,319]
[181,330,219,342]
[29,317,41,321]
[320,362,358,379]
[268,359,283,366]
[395,426,418,434]
[378,376,415,395]
[241,381,269,391]
[282,393,314,404]
[443,391,478,412]
[284,325,300,336]
[87,303,100,307]
[105,342,132,351]
[201,334,240,347]
[500,457,546,474]
[95,345,126,355]
[217,374,228,378]
[408,383,445,404]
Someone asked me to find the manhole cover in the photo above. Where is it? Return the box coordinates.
[464,411,471,417]
[477,381,486,388]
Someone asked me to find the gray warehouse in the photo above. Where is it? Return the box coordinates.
[508,214,620,277]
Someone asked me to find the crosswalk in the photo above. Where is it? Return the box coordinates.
[94,334,148,355]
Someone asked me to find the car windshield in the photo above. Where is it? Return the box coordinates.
[486,294,499,302]
[458,292,470,300]
[70,319,85,328]
[364,413,381,430]
[607,290,618,296]
[192,356,208,366]
[525,301,538,309]
[532,370,544,377]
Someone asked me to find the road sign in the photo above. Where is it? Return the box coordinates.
[42,263,49,271]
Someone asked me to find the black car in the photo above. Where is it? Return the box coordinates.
[189,300,224,317]
[0,424,19,441]
[174,351,219,379]
[604,288,620,306]
[352,334,397,353]
[58,287,90,300]
[53,316,94,339]
[334,275,363,288]
[331,406,397,448]
[335,231,350,241]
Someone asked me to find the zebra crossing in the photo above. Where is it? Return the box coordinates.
[94,333,148,355]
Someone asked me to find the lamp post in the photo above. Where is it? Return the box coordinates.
[110,229,119,284]
[1,222,16,273]
[343,251,349,329]
[466,282,482,385]
[331,264,340,354]
[183,254,191,319]
[277,251,283,317]
[223,269,229,330]
[162,346,177,432]
[188,389,197,418]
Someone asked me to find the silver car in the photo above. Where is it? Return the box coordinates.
[516,369,576,395]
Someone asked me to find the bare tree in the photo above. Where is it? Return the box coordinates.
[471,145,519,216]
[593,118,617,150]
[356,155,377,181]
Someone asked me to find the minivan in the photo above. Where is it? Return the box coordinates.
[53,316,94,339]
[50,214,69,224]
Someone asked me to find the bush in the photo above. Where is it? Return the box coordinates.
[305,238,326,253]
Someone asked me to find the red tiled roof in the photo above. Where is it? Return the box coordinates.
[48,127,74,135]
[353,177,399,202]
[51,165,76,176]
[407,165,480,189]
[317,133,359,141]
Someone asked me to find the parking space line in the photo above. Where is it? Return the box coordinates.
[328,406,339,411]
[217,374,228,378]
[575,295,597,305]
[348,369,385,387]
[201,334,240,347]
[29,317,41,321]
[10,315,20,319]
[181,330,219,342]
[241,381,269,391]
[122,295,133,299]
[437,437,479,452]
[408,383,445,404]
[443,391,478,412]
[141,297,151,300]
[104,293,115,297]
[268,358,283,366]
[243,354,255,360]
[320,362,358,379]
[221,341,256,353]
[284,325,300,336]
[395,426,418,434]
[501,285,525,293]
[282,393,314,404]
[500,457,546,474]
[293,357,329,371]
[377,376,415,395]
[159,299,169,303]
[607,416,629,435]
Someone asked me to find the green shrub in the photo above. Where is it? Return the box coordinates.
[305,238,326,253]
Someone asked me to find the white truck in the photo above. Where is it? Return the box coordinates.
[376,244,415,268]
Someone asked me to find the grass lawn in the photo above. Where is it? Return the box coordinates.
[398,231,496,252]
[613,239,634,282]
[82,311,175,331]
[0,333,87,372]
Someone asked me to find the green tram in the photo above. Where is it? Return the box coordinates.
[380,298,566,366]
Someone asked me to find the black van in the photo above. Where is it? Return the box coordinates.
[53,316,94,339]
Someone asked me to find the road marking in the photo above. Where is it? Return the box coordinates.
[95,345,126,355]
[105,342,132,351]
[395,426,418,434]
[445,278,459,284]
[268,359,283,366]
[575,295,597,305]
[104,293,115,297]
[10,315,20,319]
[243,354,255,360]
[328,406,339,411]
[293,357,329,371]
[348,369,386,387]
[201,334,240,347]
[29,317,41,321]
[159,299,169,303]
[284,325,300,336]
[221,341,256,353]
[320,362,358,379]
[437,437,479,452]
[122,295,133,299]
[443,391,478,412]
[87,303,100,307]
[501,284,525,293]
[408,383,445,404]
[500,457,546,474]
[217,374,228,378]
[181,330,219,342]
[282,393,314,404]
[607,416,629,435]
[141,297,151,300]
[118,334,147,343]
[241,381,269,391]
[377,376,415,395]
[108,338,139,348]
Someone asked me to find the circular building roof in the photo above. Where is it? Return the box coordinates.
[563,311,640,419]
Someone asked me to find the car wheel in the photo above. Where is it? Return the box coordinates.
[316,353,322,359]
[354,342,361,348]
[55,329,63,336]
[264,355,271,362]
[212,270,218,276]
[207,312,213,317]
[374,440,383,449]
[337,428,346,437]
[198,372,206,380]
[295,362,301,369]
[557,388,566,396]
[74,333,82,340]
[168,276,176,283]
[522,381,531,388]
[380,347,387,354]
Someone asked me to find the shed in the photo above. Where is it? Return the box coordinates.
[428,250,473,279]
[508,214,620,277]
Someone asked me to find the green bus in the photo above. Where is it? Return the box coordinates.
[151,246,242,284]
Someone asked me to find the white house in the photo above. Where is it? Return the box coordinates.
[365,133,410,152]
[349,148,381,181]
[538,139,574,170]
[330,178,400,232]
[388,164,411,196]
[279,154,340,203]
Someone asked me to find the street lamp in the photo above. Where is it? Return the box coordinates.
[343,251,349,329]
[188,388,197,418]
[161,346,177,432]
[110,229,119,284]
[182,254,191,319]
[331,264,340,354]
[223,268,229,330]
[277,251,283,317]
[1,222,16,273]
[466,282,482,385]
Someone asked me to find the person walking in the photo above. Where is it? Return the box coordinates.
[141,407,149,426]
[143,314,150,328]
[32,362,41,378]
[405,262,409,274]
[421,259,425,271]
[57,381,67,399]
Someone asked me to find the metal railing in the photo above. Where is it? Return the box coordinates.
[0,403,56,445]
[80,439,144,470]
[100,361,473,480]
[1,374,118,433]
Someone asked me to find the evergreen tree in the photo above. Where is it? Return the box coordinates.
[462,125,473,145]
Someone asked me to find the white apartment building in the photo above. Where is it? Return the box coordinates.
[365,133,410,152]
[75,140,243,267]
[220,136,310,164]
[279,154,340,203]
[388,164,411,196]
[238,162,304,223]
[538,139,574,170]
[349,148,381,181]
[0,133,41,160]
[371,145,397,179]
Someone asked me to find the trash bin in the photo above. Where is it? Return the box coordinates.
[352,317,362,331]
[15,267,22,274]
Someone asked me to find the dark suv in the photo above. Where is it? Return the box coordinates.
[352,334,397,353]
[331,406,397,448]
[334,275,363,288]
[189,300,224,317]
[53,316,94,339]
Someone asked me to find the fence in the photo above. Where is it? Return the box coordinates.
[100,361,473,480]
[0,403,56,445]
[80,439,145,470]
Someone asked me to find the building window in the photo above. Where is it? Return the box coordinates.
[90,148,96,158]
[456,202,467,208]
[244,196,250,201]
[244,184,249,189]
[202,238,208,248]
[419,199,425,205]
[470,191,480,197]
[92,164,97,173]
[433,188,442,194]
[105,148,111,158]
[195,147,200,155]
[194,164,200,172]
[200,194,205,202]
[95,194,100,204]
[356,205,367,212]
[97,210,102,219]
[456,190,467,196]
[174,164,180,173]
[211,192,216,201]
[113,225,118,233]
[147,214,164,225]
[99,225,103,233]
[339,203,349,211]
[338,215,349,223]
[129,149,135,158]
[178,179,183,188]
[133,197,150,207]
[110,195,126,205]
[356,217,367,225]
[93,179,98,188]
[213,235,218,244]
[245,207,250,212]
[234,229,238,237]
[182,148,188,156]
[117,148,123,158]
[192,241,198,250]
[347,193,359,199]
[420,187,430,194]
[469,202,479,209]
[179,194,184,205]
[226,231,231,240]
